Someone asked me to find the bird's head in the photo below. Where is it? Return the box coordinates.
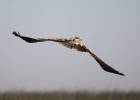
[72,37,82,45]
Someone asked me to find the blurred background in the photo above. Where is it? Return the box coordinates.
[0,0,140,92]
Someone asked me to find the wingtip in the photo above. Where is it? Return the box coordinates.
[12,31,21,37]
[118,72,125,76]
[107,69,125,76]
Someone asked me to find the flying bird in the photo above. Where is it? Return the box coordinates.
[13,31,125,76]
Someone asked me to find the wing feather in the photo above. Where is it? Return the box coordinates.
[87,49,125,76]
[12,32,69,43]
[60,42,88,52]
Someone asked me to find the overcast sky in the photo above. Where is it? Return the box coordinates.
[0,0,140,91]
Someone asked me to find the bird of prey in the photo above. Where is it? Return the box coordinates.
[13,31,125,76]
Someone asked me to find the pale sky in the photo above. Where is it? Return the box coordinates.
[0,0,140,91]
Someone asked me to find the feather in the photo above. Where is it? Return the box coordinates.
[87,49,125,76]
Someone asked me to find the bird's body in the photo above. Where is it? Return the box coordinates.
[13,31,125,76]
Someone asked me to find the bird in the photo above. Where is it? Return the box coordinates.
[13,31,125,76]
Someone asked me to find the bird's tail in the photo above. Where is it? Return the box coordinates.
[87,50,125,76]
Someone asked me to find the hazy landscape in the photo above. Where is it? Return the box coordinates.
[0,91,140,100]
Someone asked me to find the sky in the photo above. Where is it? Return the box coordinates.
[0,0,140,92]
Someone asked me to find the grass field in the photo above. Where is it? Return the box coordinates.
[0,91,140,100]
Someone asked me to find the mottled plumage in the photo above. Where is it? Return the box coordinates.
[13,31,125,76]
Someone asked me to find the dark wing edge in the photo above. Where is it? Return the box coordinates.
[12,31,67,43]
[87,49,125,76]
[13,31,47,43]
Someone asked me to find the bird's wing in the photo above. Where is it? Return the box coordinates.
[59,43,125,76]
[13,32,70,43]
[86,48,125,76]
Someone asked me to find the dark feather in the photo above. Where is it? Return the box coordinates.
[13,32,70,43]
[87,49,125,76]
[13,32,42,43]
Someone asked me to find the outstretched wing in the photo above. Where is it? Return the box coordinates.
[12,31,87,51]
[86,48,125,76]
[12,31,70,43]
